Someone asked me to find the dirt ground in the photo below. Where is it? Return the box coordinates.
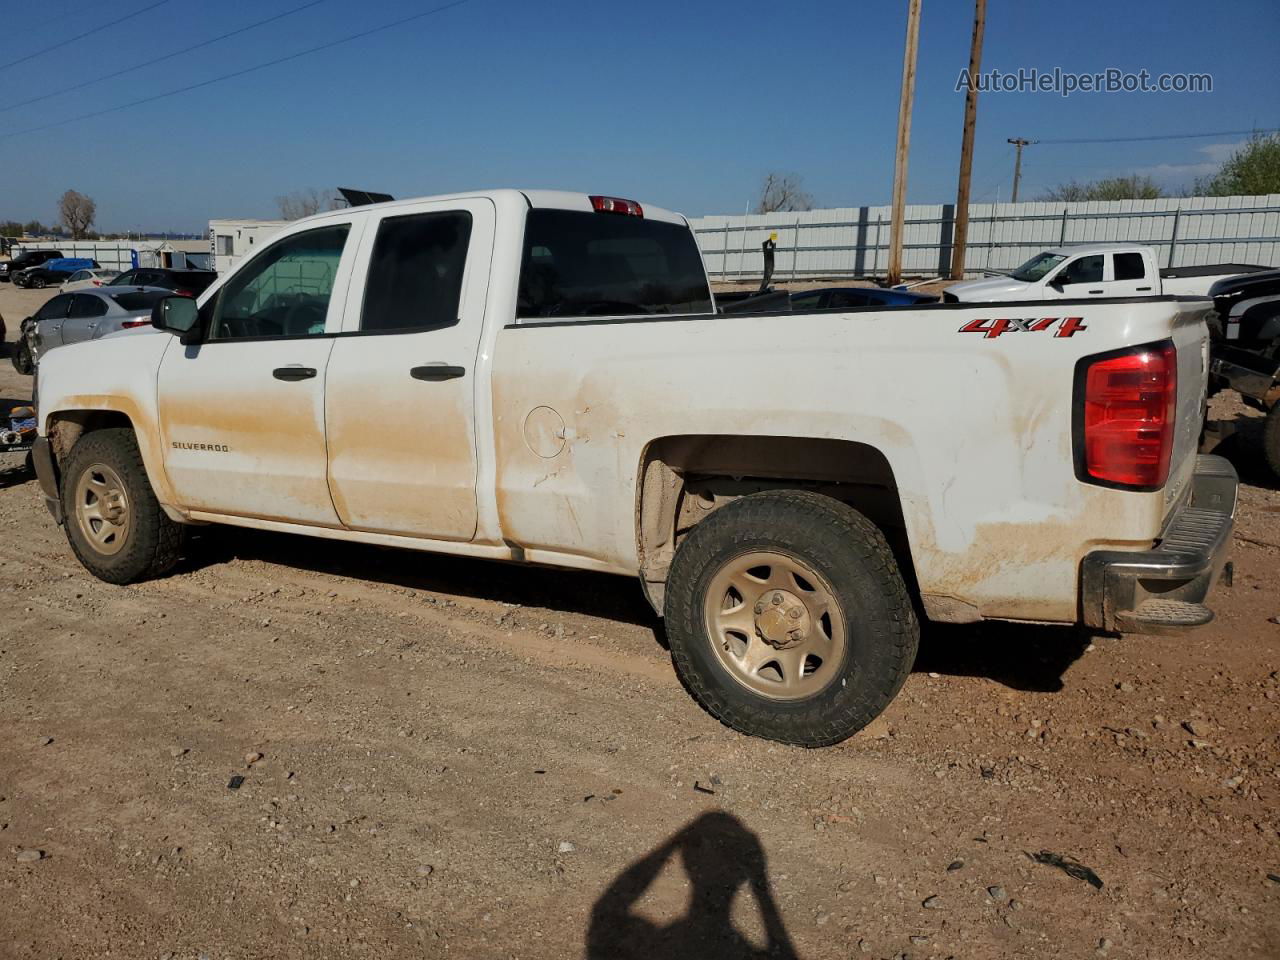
[0,281,1277,960]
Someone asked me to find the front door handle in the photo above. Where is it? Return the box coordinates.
[410,364,466,381]
[1136,286,1152,291]
[273,365,317,381]
[1088,289,1104,294]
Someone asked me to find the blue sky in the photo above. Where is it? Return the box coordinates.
[2,0,1277,232]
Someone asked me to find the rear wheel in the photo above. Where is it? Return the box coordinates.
[663,490,919,747]
[1263,400,1280,483]
[60,428,184,583]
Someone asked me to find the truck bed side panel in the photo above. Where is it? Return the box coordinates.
[489,299,1209,623]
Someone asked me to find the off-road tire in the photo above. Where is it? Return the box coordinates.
[1264,400,1280,483]
[10,340,33,375]
[60,428,184,584]
[663,489,919,747]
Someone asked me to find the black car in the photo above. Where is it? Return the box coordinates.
[0,248,63,283]
[13,259,100,289]
[1205,268,1280,479]
[110,267,216,297]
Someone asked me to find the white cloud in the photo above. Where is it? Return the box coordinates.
[1134,140,1245,188]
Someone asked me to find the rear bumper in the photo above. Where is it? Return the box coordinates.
[32,437,63,524]
[1081,455,1237,634]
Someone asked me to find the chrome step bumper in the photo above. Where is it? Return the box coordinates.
[1081,455,1237,635]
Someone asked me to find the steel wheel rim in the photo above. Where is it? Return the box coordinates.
[73,462,131,556]
[703,550,847,701]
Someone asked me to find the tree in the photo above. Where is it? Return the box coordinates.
[755,173,815,214]
[1195,133,1280,196]
[58,190,96,239]
[276,187,340,220]
[1040,175,1163,202]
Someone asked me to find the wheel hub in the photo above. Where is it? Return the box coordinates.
[753,589,810,648]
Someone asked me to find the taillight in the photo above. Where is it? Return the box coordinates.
[92,280,102,285]
[120,319,151,328]
[589,195,644,217]
[174,288,194,297]
[1076,342,1177,490]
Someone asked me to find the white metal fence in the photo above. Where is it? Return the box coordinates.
[691,194,1280,281]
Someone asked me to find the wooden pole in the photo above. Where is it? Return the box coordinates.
[886,0,922,286]
[949,0,986,280]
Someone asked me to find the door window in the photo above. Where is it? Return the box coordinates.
[1058,255,1103,285]
[68,295,108,319]
[68,271,88,282]
[207,224,351,340]
[361,211,472,332]
[1113,252,1146,281]
[35,295,72,320]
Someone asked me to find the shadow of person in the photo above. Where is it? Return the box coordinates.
[586,811,799,960]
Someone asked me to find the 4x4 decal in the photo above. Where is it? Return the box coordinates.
[959,316,1088,339]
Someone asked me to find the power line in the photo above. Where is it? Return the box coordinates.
[0,0,332,115]
[0,0,173,72]
[1034,127,1279,146]
[0,0,472,141]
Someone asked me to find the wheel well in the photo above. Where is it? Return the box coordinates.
[636,435,913,609]
[47,410,135,463]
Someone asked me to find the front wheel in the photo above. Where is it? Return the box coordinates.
[31,276,45,289]
[60,428,185,583]
[11,340,33,375]
[663,490,919,747]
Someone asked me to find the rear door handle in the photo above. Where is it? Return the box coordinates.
[273,365,317,381]
[1088,289,1104,294]
[410,364,466,381]
[1136,286,1152,291]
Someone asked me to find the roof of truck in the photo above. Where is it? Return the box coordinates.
[292,189,690,227]
[1040,242,1151,257]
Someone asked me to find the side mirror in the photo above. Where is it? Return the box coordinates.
[1048,276,1066,292]
[151,295,200,344]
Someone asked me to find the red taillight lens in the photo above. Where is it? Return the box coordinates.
[589,195,644,217]
[1079,342,1177,489]
[92,280,102,285]
[120,318,151,328]
[174,288,194,297]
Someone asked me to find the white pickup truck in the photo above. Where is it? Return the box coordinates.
[944,242,1268,303]
[31,190,1238,746]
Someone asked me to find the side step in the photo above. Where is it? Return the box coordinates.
[1115,599,1215,635]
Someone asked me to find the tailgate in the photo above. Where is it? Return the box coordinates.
[1162,299,1213,521]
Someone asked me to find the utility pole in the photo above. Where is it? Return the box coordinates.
[1008,137,1033,203]
[886,0,922,287]
[949,0,986,280]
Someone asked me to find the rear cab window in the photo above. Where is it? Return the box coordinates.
[517,209,711,319]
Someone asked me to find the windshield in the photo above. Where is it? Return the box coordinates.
[517,209,711,318]
[1010,253,1067,282]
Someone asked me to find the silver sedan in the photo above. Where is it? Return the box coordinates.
[21,286,173,369]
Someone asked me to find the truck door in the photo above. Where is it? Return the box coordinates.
[324,198,494,541]
[155,219,362,525]
[1051,254,1106,298]
[1108,251,1154,296]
